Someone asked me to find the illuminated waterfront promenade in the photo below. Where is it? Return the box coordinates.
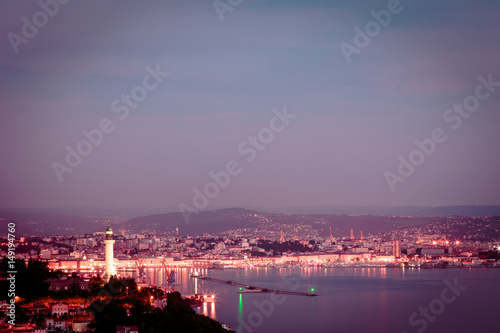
[42,252,500,276]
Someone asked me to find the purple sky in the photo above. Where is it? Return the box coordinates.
[1,0,499,210]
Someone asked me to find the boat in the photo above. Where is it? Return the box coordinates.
[189,293,217,303]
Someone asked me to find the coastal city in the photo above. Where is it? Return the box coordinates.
[2,212,500,332]
[3,0,500,332]
[4,214,500,272]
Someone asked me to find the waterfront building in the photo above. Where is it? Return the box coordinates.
[393,240,401,259]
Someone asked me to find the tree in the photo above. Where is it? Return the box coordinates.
[0,258,54,300]
[138,292,231,333]
[88,302,130,333]
[89,275,106,294]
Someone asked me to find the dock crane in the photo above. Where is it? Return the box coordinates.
[162,259,175,291]
[135,259,146,283]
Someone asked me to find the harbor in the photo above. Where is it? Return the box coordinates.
[190,273,318,297]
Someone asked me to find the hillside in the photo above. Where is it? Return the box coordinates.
[119,208,436,238]
[0,211,104,236]
[2,205,499,238]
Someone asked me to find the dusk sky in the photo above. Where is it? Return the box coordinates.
[1,0,499,210]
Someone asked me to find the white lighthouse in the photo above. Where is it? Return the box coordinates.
[104,219,115,278]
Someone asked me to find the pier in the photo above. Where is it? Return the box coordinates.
[191,275,317,296]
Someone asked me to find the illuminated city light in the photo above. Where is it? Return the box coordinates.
[11,205,500,330]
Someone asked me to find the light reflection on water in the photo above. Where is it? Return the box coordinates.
[117,266,499,333]
[202,301,216,319]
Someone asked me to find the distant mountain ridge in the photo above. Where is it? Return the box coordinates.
[2,204,498,219]
[0,211,103,236]
[1,205,498,237]
[120,207,435,237]
[120,207,259,235]
[256,205,500,217]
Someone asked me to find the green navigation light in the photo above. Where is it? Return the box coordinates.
[310,288,315,293]
[239,287,242,291]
